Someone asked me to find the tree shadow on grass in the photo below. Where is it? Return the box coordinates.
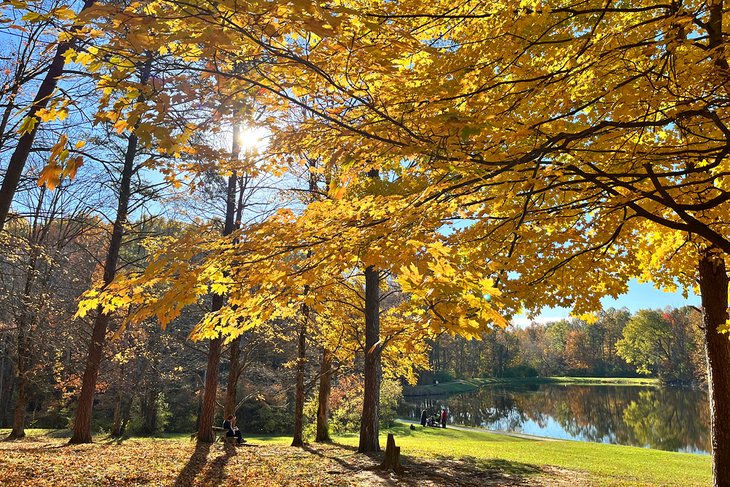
[304,441,545,486]
[458,455,542,476]
[303,443,368,473]
[102,435,130,446]
[173,441,213,487]
[199,441,237,485]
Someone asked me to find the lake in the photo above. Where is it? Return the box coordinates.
[399,383,710,454]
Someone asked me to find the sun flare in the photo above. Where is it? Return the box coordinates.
[238,125,269,155]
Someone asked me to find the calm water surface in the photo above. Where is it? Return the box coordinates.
[399,384,710,454]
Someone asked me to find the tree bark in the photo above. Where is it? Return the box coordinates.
[292,161,317,447]
[0,0,96,233]
[111,393,123,437]
[7,232,43,440]
[291,313,307,447]
[315,349,332,443]
[8,366,27,440]
[698,248,730,487]
[198,335,222,443]
[224,137,247,420]
[0,334,7,426]
[197,163,238,443]
[140,388,158,435]
[69,58,152,445]
[223,336,241,418]
[120,397,132,437]
[379,433,404,474]
[8,305,31,439]
[358,265,381,453]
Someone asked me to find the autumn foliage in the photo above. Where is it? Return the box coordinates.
[1,0,730,484]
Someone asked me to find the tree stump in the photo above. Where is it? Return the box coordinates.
[379,433,404,474]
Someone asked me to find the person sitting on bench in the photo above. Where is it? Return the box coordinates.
[223,415,246,444]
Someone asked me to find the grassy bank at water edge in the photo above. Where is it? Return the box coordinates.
[404,376,660,396]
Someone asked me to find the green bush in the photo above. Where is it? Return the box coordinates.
[503,365,539,378]
[128,393,171,436]
[238,400,293,434]
[307,374,403,436]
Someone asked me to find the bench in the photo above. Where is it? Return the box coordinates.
[212,426,236,444]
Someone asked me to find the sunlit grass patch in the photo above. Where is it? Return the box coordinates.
[332,422,711,486]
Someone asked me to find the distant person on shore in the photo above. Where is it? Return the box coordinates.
[420,409,429,427]
[430,412,439,427]
[441,409,447,428]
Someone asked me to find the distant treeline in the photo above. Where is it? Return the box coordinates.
[424,307,705,386]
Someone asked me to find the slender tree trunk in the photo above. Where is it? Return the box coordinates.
[69,59,152,445]
[7,240,42,440]
[120,398,132,437]
[0,77,21,154]
[223,336,241,418]
[291,160,317,447]
[291,313,307,447]
[315,349,333,443]
[0,0,96,233]
[0,334,6,424]
[698,248,730,487]
[359,265,381,453]
[111,393,123,437]
[197,161,237,442]
[141,389,158,435]
[223,137,247,420]
[8,304,31,440]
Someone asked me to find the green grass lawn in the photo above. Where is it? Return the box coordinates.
[405,376,661,395]
[333,422,710,486]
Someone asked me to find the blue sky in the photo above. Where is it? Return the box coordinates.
[512,279,701,326]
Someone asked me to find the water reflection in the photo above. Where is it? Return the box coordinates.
[399,385,710,454]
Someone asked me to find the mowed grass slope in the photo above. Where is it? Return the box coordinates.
[334,423,711,486]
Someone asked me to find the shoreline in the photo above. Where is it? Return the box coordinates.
[404,376,661,396]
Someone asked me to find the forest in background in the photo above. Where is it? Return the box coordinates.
[426,307,706,387]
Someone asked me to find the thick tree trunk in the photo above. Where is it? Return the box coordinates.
[0,0,96,233]
[224,336,241,418]
[698,248,730,487]
[69,160,129,444]
[291,314,307,447]
[8,368,27,439]
[359,265,381,453]
[315,349,332,443]
[69,59,152,445]
[197,166,237,443]
[70,313,112,443]
[198,335,222,443]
